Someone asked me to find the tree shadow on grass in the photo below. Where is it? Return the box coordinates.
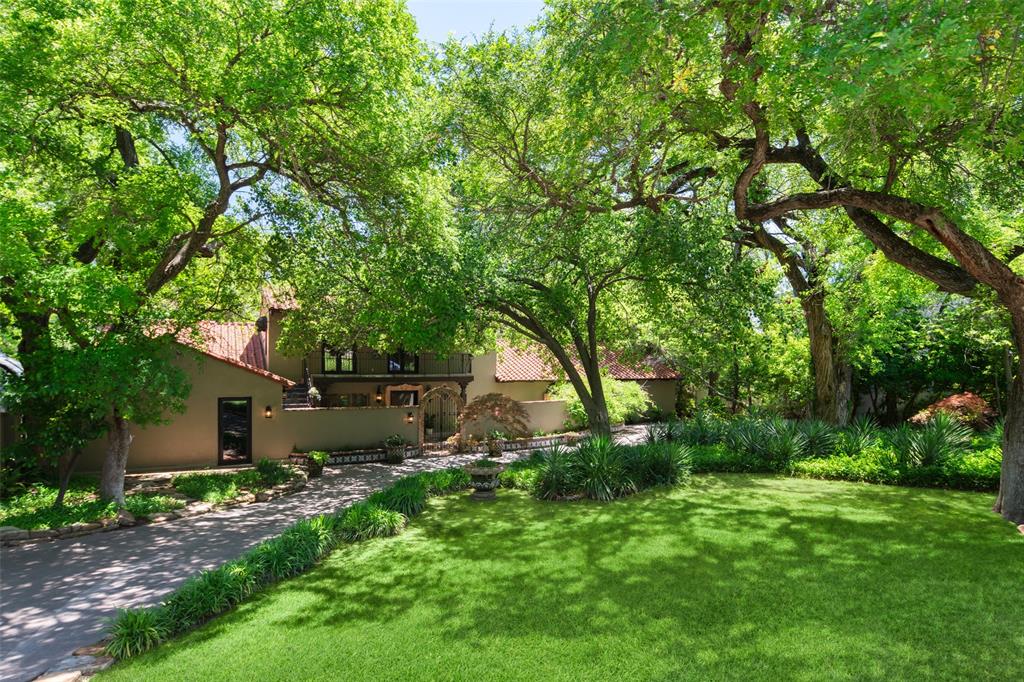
[117,474,1024,680]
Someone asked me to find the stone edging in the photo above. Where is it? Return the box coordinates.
[1,475,308,548]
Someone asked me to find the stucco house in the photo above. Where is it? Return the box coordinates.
[77,290,679,472]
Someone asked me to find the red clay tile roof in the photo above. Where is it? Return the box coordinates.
[262,285,298,311]
[177,322,295,386]
[495,341,679,382]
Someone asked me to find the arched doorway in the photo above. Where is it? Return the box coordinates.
[421,386,463,445]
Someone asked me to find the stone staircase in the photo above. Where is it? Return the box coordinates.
[283,383,311,409]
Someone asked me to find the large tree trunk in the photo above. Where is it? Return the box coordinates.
[99,408,132,505]
[995,309,1024,526]
[802,291,852,425]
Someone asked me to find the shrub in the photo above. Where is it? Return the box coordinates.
[0,481,183,531]
[499,465,540,490]
[720,417,805,471]
[549,375,653,430]
[106,608,168,659]
[255,458,290,482]
[910,391,997,429]
[678,411,726,445]
[172,462,295,504]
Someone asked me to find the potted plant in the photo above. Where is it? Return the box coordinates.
[424,413,436,437]
[307,385,321,408]
[464,458,506,500]
[306,450,328,478]
[384,435,407,464]
[485,430,506,458]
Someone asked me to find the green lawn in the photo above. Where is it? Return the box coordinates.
[101,475,1024,681]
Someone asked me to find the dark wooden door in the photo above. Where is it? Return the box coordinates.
[218,397,252,465]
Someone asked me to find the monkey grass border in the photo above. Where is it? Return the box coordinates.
[91,467,473,673]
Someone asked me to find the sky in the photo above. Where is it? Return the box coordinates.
[407,0,546,44]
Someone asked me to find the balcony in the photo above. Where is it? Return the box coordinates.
[312,349,473,380]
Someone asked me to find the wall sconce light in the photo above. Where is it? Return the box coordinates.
[264,405,273,419]
[405,412,415,424]
[375,386,383,404]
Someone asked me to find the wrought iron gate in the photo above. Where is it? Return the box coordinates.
[422,387,461,444]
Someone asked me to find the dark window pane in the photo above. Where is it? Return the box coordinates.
[338,349,354,372]
[390,390,418,407]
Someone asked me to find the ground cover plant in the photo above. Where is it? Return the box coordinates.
[97,476,1024,681]
[171,459,297,504]
[661,413,1002,492]
[104,468,471,659]
[0,477,184,530]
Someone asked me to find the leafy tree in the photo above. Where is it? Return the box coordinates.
[542,0,1024,523]
[0,0,425,502]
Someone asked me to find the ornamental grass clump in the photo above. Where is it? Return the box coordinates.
[368,476,429,517]
[105,609,167,660]
[336,501,406,542]
[416,468,471,495]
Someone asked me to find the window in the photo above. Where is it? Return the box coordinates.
[389,390,419,407]
[387,350,418,374]
[322,345,355,374]
[336,393,369,408]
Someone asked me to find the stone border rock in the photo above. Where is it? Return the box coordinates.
[2,475,308,548]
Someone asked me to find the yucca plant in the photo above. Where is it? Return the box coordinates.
[534,445,577,500]
[885,423,916,468]
[838,416,880,457]
[570,436,634,501]
[797,419,837,458]
[679,411,725,445]
[106,608,167,659]
[908,412,973,467]
[626,442,693,487]
[763,418,809,464]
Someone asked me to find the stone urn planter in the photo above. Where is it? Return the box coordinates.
[384,435,407,464]
[306,451,328,478]
[464,460,506,500]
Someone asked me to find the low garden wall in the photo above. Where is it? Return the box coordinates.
[275,406,419,453]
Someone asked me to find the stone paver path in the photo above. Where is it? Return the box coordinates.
[0,426,648,681]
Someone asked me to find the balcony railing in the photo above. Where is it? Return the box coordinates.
[316,351,472,377]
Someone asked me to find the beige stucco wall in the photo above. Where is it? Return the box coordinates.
[464,399,568,438]
[80,349,289,471]
[640,381,678,415]
[266,310,304,382]
[276,407,419,452]
[79,348,419,472]
[522,400,569,434]
[468,351,551,402]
